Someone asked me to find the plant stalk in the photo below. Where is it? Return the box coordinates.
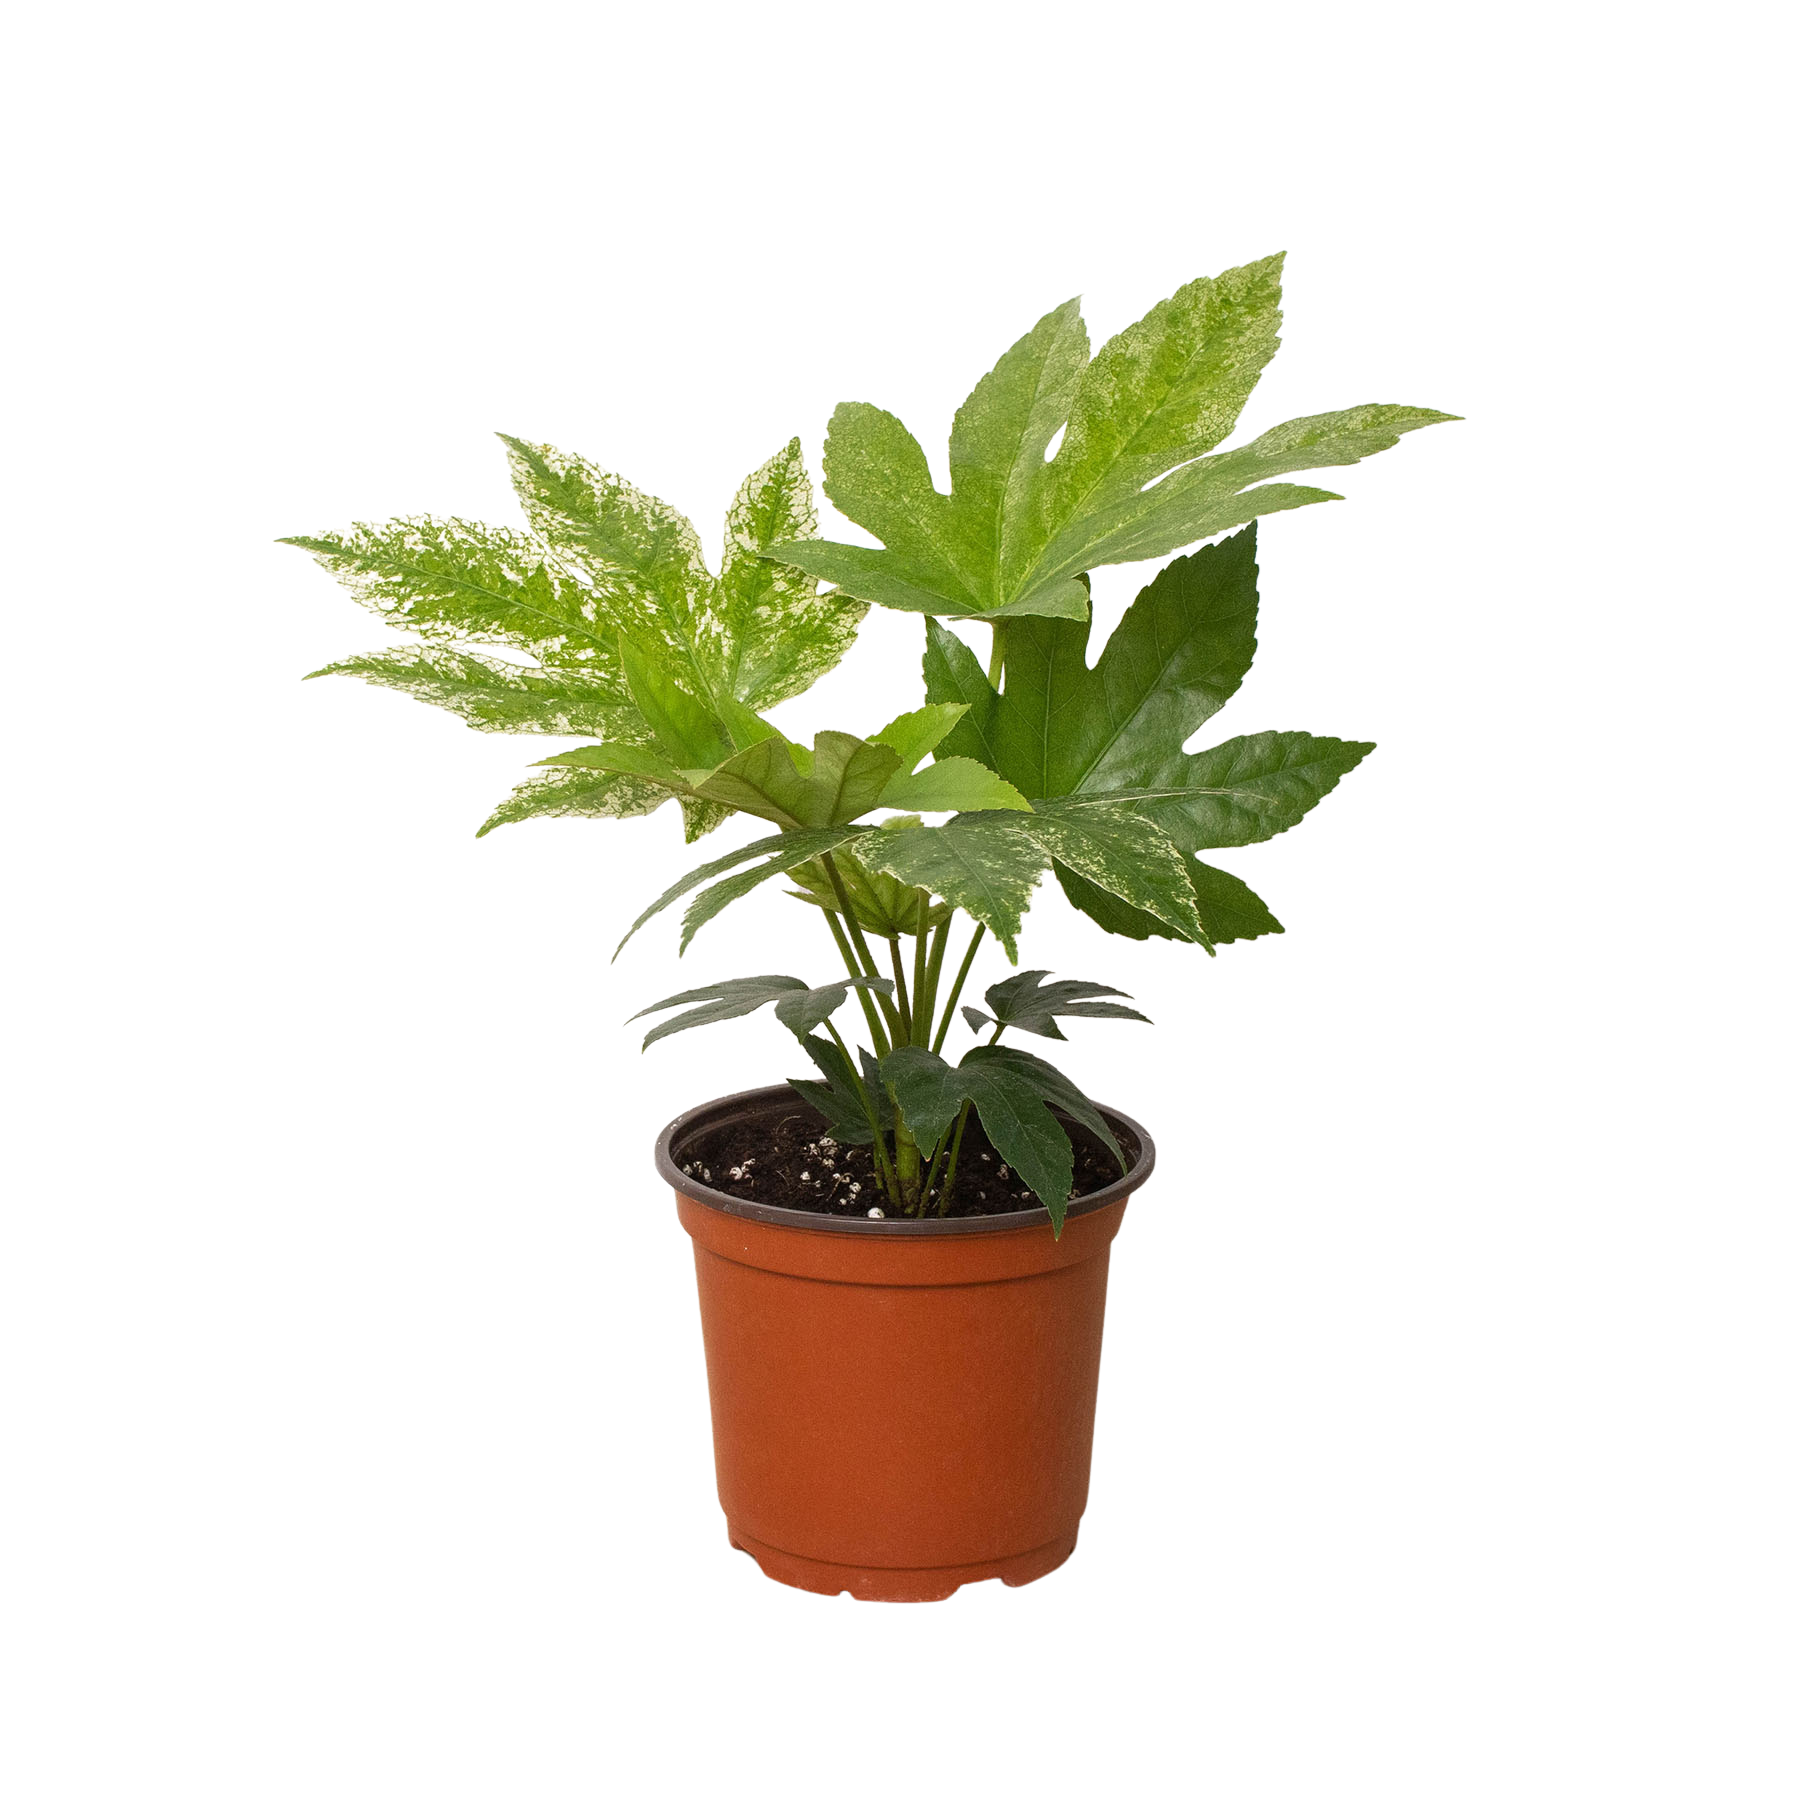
[823,908,890,1057]
[887,936,913,1044]
[821,852,904,1041]
[911,916,930,1048]
[931,921,987,1054]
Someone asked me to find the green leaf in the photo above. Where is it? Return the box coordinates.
[1056,857,1284,946]
[921,620,1003,767]
[292,439,867,844]
[877,757,1032,815]
[947,295,1090,594]
[953,1052,1075,1225]
[304,646,637,737]
[765,257,1454,620]
[614,824,868,956]
[885,1041,1122,1231]
[920,527,1371,947]
[476,764,669,838]
[631,975,807,1049]
[715,439,868,709]
[990,527,1261,798]
[788,1034,879,1143]
[877,1047,968,1149]
[282,518,620,668]
[786,820,948,939]
[774,975,894,1038]
[630,973,891,1049]
[1013,803,1204,941]
[535,741,691,790]
[499,435,721,698]
[1076,732,1375,851]
[618,637,733,769]
[852,813,1048,958]
[960,969,1150,1040]
[967,1042,1125,1169]
[869,703,969,773]
[692,731,903,829]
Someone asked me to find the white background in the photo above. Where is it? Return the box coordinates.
[4,2,1793,1794]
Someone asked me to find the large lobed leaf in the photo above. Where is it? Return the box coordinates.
[767,257,1455,621]
[920,525,1366,946]
[288,439,866,838]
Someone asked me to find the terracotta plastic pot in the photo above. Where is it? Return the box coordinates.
[657,1085,1155,1602]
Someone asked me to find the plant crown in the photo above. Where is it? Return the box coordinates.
[287,255,1454,1230]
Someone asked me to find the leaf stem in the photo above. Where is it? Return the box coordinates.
[936,1102,972,1217]
[987,620,1006,688]
[823,908,890,1057]
[887,936,913,1044]
[911,916,930,1050]
[922,915,951,1029]
[931,922,987,1054]
[821,851,903,1041]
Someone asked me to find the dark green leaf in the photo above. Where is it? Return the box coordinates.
[630,975,808,1049]
[789,1034,877,1143]
[962,968,1150,1040]
[614,824,868,957]
[872,1046,959,1150]
[771,976,894,1038]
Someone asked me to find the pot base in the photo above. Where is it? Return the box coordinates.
[726,1523,1080,1602]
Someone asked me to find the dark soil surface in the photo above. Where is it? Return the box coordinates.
[675,1099,1133,1221]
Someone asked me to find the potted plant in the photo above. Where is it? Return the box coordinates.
[287,253,1454,1600]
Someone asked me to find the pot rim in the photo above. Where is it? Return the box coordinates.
[655,1083,1155,1237]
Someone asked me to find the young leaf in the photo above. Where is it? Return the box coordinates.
[877,758,1032,815]
[960,969,1150,1040]
[786,821,948,940]
[869,703,970,773]
[692,732,903,829]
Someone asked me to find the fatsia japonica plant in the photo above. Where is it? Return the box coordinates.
[287,253,1453,1232]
